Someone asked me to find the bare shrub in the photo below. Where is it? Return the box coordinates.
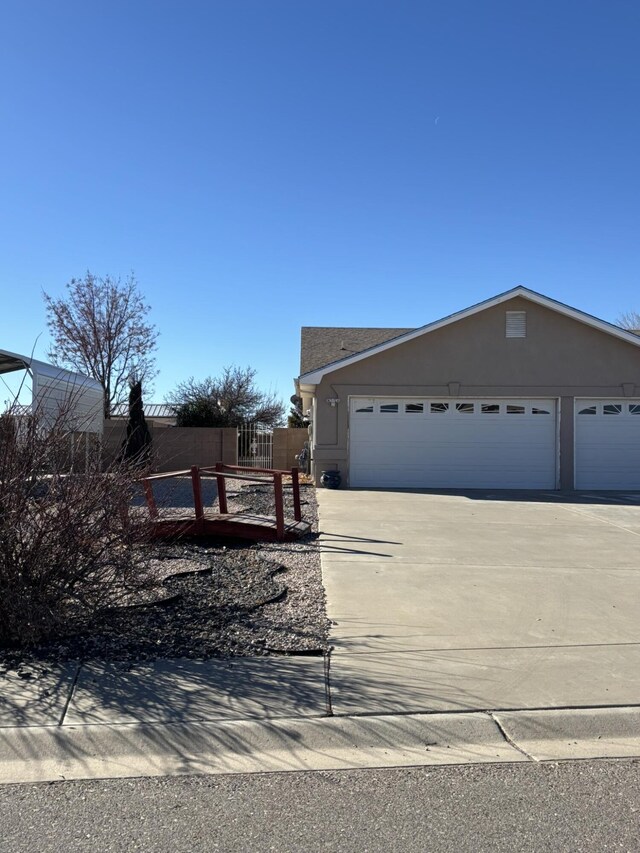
[0,400,156,647]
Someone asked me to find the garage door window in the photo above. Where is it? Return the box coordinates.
[578,402,640,417]
[351,398,556,418]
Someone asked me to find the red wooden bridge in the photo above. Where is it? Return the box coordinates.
[140,463,311,542]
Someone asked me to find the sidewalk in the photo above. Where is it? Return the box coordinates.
[2,655,640,785]
[0,657,328,728]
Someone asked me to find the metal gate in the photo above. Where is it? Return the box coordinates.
[238,423,273,468]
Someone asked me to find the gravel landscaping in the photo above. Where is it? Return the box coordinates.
[0,479,329,672]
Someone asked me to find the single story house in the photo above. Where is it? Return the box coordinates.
[296,286,640,490]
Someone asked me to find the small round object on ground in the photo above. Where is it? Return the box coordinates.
[320,470,341,489]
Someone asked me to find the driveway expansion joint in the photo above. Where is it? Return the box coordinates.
[555,501,640,538]
[323,648,334,716]
[57,663,82,727]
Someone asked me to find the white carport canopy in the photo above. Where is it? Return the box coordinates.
[0,348,103,435]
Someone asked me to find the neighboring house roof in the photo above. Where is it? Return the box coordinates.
[111,403,175,418]
[299,286,640,386]
[300,327,412,375]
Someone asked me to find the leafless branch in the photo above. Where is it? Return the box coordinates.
[43,272,158,418]
[617,310,640,332]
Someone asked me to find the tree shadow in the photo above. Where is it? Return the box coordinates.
[0,648,512,782]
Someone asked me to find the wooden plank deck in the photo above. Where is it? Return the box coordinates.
[148,511,312,542]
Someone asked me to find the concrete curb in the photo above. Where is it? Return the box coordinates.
[3,706,640,785]
[494,706,640,761]
[0,711,524,785]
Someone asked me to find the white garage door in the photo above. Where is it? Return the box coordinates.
[575,399,640,489]
[349,398,558,489]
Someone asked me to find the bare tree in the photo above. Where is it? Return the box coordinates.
[617,310,640,332]
[167,366,285,428]
[44,272,158,418]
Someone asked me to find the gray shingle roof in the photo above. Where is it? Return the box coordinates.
[300,327,413,375]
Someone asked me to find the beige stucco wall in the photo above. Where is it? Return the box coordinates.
[103,422,238,472]
[309,297,640,489]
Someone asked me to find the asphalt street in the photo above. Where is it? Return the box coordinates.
[2,759,639,852]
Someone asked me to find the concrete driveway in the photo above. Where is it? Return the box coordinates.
[318,489,640,716]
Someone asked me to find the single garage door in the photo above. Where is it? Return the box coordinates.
[575,399,640,489]
[349,398,558,489]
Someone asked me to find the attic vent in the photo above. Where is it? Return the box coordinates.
[506,310,527,338]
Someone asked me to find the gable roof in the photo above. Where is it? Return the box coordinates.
[300,327,412,375]
[298,286,640,385]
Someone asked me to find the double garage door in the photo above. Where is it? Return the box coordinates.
[349,397,640,489]
[349,398,557,489]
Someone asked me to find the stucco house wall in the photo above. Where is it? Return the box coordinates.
[303,295,640,489]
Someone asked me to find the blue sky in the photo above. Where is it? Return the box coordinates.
[1,1,639,406]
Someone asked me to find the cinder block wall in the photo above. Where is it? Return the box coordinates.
[272,428,309,471]
[103,422,237,471]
